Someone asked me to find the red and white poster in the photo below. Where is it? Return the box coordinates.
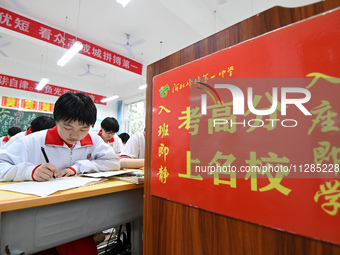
[152,9,340,244]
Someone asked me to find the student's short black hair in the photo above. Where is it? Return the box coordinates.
[31,116,56,133]
[101,117,119,133]
[118,132,130,144]
[7,126,21,137]
[54,92,97,127]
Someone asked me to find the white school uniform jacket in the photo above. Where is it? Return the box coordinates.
[2,129,30,148]
[0,135,9,148]
[120,132,145,159]
[96,131,124,154]
[0,126,120,181]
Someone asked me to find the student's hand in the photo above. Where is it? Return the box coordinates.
[55,168,75,178]
[33,163,58,182]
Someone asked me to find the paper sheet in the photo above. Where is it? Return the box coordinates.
[0,177,103,197]
[81,170,138,178]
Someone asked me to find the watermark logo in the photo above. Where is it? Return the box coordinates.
[197,82,222,114]
[199,82,311,116]
[196,78,312,128]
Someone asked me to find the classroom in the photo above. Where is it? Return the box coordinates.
[0,0,339,254]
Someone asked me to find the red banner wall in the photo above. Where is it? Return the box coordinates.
[151,9,340,244]
[0,73,106,105]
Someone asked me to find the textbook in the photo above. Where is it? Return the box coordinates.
[111,170,144,184]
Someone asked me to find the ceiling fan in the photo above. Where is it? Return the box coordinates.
[106,33,145,57]
[0,37,11,58]
[78,64,106,78]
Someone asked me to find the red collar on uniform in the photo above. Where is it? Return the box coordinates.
[97,130,114,143]
[45,126,93,146]
[26,127,32,135]
[3,136,9,142]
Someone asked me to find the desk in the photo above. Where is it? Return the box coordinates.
[0,179,144,255]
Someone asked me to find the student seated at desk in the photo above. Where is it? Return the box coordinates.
[0,92,120,255]
[3,115,56,148]
[97,116,124,155]
[0,126,21,148]
[120,130,145,169]
[0,91,120,181]
[119,132,130,145]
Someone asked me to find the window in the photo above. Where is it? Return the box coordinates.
[123,100,145,135]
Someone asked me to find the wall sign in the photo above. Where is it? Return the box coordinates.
[151,9,340,244]
[0,7,142,75]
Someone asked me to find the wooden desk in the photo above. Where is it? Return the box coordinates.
[0,179,144,255]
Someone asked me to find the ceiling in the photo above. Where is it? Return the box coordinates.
[0,0,321,102]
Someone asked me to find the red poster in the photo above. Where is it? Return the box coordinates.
[0,73,106,105]
[0,7,142,75]
[38,102,54,112]
[1,96,19,108]
[21,99,37,110]
[152,9,340,244]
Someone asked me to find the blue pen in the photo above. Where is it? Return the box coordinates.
[41,147,55,179]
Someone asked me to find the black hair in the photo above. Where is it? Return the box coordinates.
[118,132,130,144]
[7,126,21,136]
[53,92,97,127]
[101,117,119,133]
[31,116,56,133]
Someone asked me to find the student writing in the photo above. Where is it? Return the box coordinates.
[0,92,120,182]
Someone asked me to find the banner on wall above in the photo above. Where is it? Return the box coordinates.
[0,7,142,75]
[0,73,106,105]
[151,9,340,245]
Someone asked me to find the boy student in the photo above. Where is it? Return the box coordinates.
[98,117,124,155]
[0,91,120,181]
[120,130,145,169]
[0,126,21,148]
[3,115,56,148]
[0,92,119,255]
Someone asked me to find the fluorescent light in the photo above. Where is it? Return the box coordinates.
[138,84,147,90]
[36,78,49,90]
[116,0,131,7]
[101,95,119,103]
[57,41,83,67]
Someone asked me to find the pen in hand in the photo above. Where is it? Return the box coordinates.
[41,147,55,179]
